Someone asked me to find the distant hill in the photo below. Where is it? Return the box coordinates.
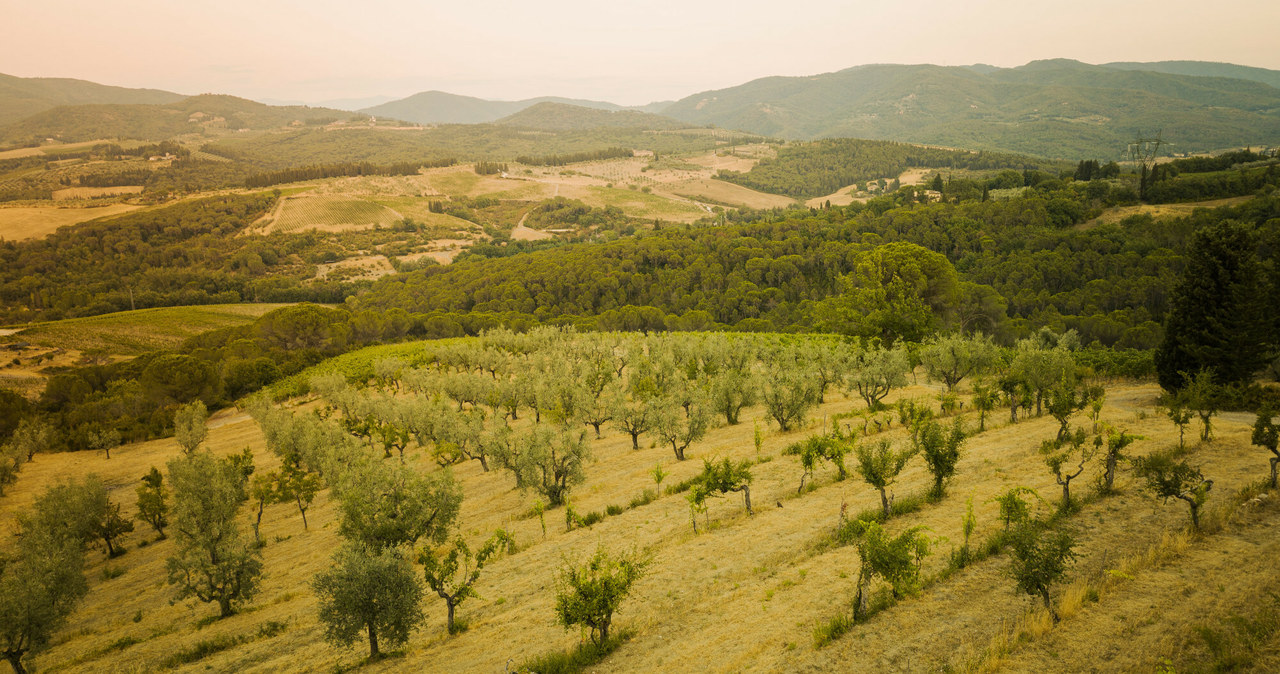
[0,72,184,126]
[661,59,1280,158]
[360,91,627,125]
[1103,60,1280,90]
[496,102,688,131]
[0,94,355,143]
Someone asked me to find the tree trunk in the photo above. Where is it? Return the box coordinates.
[591,422,602,439]
[5,650,27,674]
[446,600,456,633]
[298,501,309,530]
[103,534,116,558]
[1042,589,1058,622]
[1270,455,1278,488]
[673,443,685,461]
[1188,501,1200,530]
[367,623,379,659]
[630,431,640,450]
[478,455,489,472]
[742,486,752,515]
[879,488,890,517]
[219,596,233,618]
[598,619,609,645]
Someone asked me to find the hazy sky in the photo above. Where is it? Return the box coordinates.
[3,0,1279,106]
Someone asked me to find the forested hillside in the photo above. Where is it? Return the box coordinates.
[661,60,1280,157]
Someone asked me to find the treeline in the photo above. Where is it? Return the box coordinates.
[243,160,453,188]
[354,179,1280,349]
[717,138,1058,198]
[71,169,153,188]
[515,147,633,166]
[1145,162,1280,203]
[474,161,508,175]
[0,194,354,322]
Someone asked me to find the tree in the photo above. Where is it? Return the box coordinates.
[7,418,51,463]
[916,419,966,498]
[85,425,121,460]
[971,382,998,432]
[1041,430,1093,511]
[23,475,129,558]
[694,458,755,516]
[783,433,851,493]
[652,395,710,461]
[0,443,22,497]
[313,544,424,660]
[173,400,208,455]
[845,520,931,619]
[166,450,263,618]
[553,547,649,645]
[248,473,279,544]
[0,530,88,674]
[1007,525,1076,621]
[989,486,1040,530]
[1179,368,1219,442]
[1098,426,1141,493]
[1165,399,1193,450]
[846,347,910,410]
[506,425,590,507]
[920,333,998,392]
[1132,450,1214,529]
[1044,383,1100,441]
[710,368,758,425]
[278,462,321,530]
[761,365,819,432]
[854,439,915,517]
[611,394,653,450]
[1251,405,1279,488]
[419,530,512,634]
[335,461,462,552]
[1155,220,1275,391]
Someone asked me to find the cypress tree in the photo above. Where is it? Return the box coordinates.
[1155,220,1274,391]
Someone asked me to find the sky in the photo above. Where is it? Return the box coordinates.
[2,0,1279,107]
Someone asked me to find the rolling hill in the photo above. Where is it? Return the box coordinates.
[360,91,628,125]
[0,72,184,127]
[0,94,357,144]
[495,102,689,131]
[1103,60,1280,89]
[660,59,1280,158]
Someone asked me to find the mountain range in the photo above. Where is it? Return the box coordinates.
[3,59,1279,158]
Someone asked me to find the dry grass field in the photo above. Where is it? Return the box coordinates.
[1079,196,1253,229]
[669,179,796,210]
[262,194,404,233]
[5,349,1277,673]
[0,203,144,240]
[52,186,145,201]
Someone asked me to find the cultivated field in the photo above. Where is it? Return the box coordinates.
[261,194,404,233]
[0,304,291,397]
[0,203,144,240]
[5,337,1276,673]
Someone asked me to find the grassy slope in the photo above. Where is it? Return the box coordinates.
[0,304,291,354]
[4,338,1275,672]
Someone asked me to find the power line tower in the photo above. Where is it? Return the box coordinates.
[1128,131,1164,201]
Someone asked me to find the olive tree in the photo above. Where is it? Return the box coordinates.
[1132,450,1214,529]
[1007,524,1076,621]
[1252,405,1279,488]
[0,530,88,674]
[313,543,424,660]
[844,520,931,619]
[761,365,819,432]
[419,530,513,634]
[173,400,209,455]
[508,425,590,507]
[166,450,263,618]
[783,433,851,493]
[652,395,710,461]
[1098,425,1141,493]
[846,347,910,410]
[135,467,169,539]
[1040,429,1093,511]
[334,460,463,552]
[553,547,649,645]
[854,439,915,517]
[916,419,966,499]
[920,333,999,391]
